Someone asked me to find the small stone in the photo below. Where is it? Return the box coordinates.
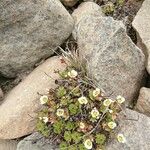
[135,87,150,117]
[0,56,66,139]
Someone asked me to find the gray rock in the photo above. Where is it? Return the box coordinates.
[132,0,150,74]
[72,2,104,29]
[135,87,150,117]
[107,109,150,150]
[17,132,55,150]
[72,7,146,105]
[0,56,66,139]
[0,0,73,78]
[0,139,19,150]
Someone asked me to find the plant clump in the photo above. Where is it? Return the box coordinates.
[37,53,126,150]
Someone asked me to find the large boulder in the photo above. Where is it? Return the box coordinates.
[135,87,150,117]
[0,0,73,78]
[72,4,146,105]
[132,0,150,74]
[0,56,66,139]
[107,109,150,150]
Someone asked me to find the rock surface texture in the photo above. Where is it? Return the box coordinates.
[72,2,104,28]
[107,109,150,150]
[0,56,66,139]
[0,139,19,150]
[135,87,150,117]
[0,0,73,78]
[72,3,146,105]
[132,0,150,73]
[17,133,55,150]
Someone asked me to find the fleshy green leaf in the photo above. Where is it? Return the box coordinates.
[64,131,72,142]
[71,132,82,144]
[53,120,64,134]
[69,104,79,115]
[95,133,106,145]
[56,86,67,98]
[59,141,68,150]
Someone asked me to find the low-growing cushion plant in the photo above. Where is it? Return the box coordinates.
[37,49,126,150]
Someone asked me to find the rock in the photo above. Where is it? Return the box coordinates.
[0,139,19,150]
[17,132,55,150]
[61,0,79,7]
[72,6,146,105]
[107,109,150,150]
[132,0,150,74]
[72,2,104,30]
[135,87,150,117]
[0,88,3,101]
[0,0,73,78]
[0,56,66,139]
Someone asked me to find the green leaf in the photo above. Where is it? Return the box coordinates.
[71,87,80,97]
[59,141,68,150]
[59,70,68,79]
[69,104,79,115]
[95,133,106,145]
[71,132,82,144]
[64,131,72,142]
[65,121,75,131]
[78,144,86,150]
[99,105,107,113]
[36,121,50,137]
[89,90,94,100]
[53,120,64,134]
[70,145,78,150]
[106,113,113,122]
[56,86,67,98]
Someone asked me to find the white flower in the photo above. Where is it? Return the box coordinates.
[79,122,85,129]
[39,117,42,120]
[108,109,113,113]
[93,88,100,97]
[43,117,49,123]
[84,139,93,150]
[103,99,112,107]
[68,70,78,78]
[78,96,88,105]
[91,107,100,119]
[40,95,48,105]
[108,121,117,129]
[116,95,125,104]
[117,134,126,143]
[56,109,64,117]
